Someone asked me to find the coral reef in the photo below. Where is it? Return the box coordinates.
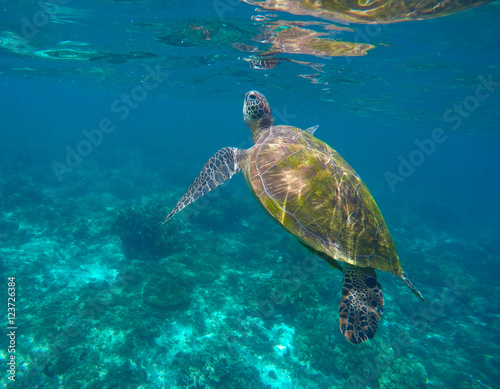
[114,202,183,260]
[134,317,162,340]
[143,277,191,309]
[216,237,247,255]
[379,358,428,389]
[175,351,271,389]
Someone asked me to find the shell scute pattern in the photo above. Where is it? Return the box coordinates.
[244,125,401,275]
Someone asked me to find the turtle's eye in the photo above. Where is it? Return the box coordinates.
[248,93,256,100]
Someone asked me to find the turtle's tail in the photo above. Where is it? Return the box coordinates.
[401,270,425,302]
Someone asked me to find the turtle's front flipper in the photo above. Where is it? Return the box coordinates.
[163,147,246,223]
[339,264,384,345]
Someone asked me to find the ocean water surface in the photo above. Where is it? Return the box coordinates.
[1,1,499,388]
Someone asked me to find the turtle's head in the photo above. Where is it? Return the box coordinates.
[243,90,274,142]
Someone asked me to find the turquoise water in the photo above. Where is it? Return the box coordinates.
[1,1,500,388]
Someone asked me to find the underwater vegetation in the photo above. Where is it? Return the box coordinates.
[114,202,183,260]
[143,277,191,308]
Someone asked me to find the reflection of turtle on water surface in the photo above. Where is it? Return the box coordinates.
[164,91,424,345]
[245,0,493,24]
[156,19,253,47]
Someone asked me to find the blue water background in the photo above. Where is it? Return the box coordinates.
[1,1,499,388]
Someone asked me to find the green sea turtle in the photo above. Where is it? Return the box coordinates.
[164,90,424,344]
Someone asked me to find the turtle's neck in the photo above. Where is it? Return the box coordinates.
[250,115,274,143]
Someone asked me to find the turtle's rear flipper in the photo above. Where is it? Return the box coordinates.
[163,147,246,224]
[339,264,384,345]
